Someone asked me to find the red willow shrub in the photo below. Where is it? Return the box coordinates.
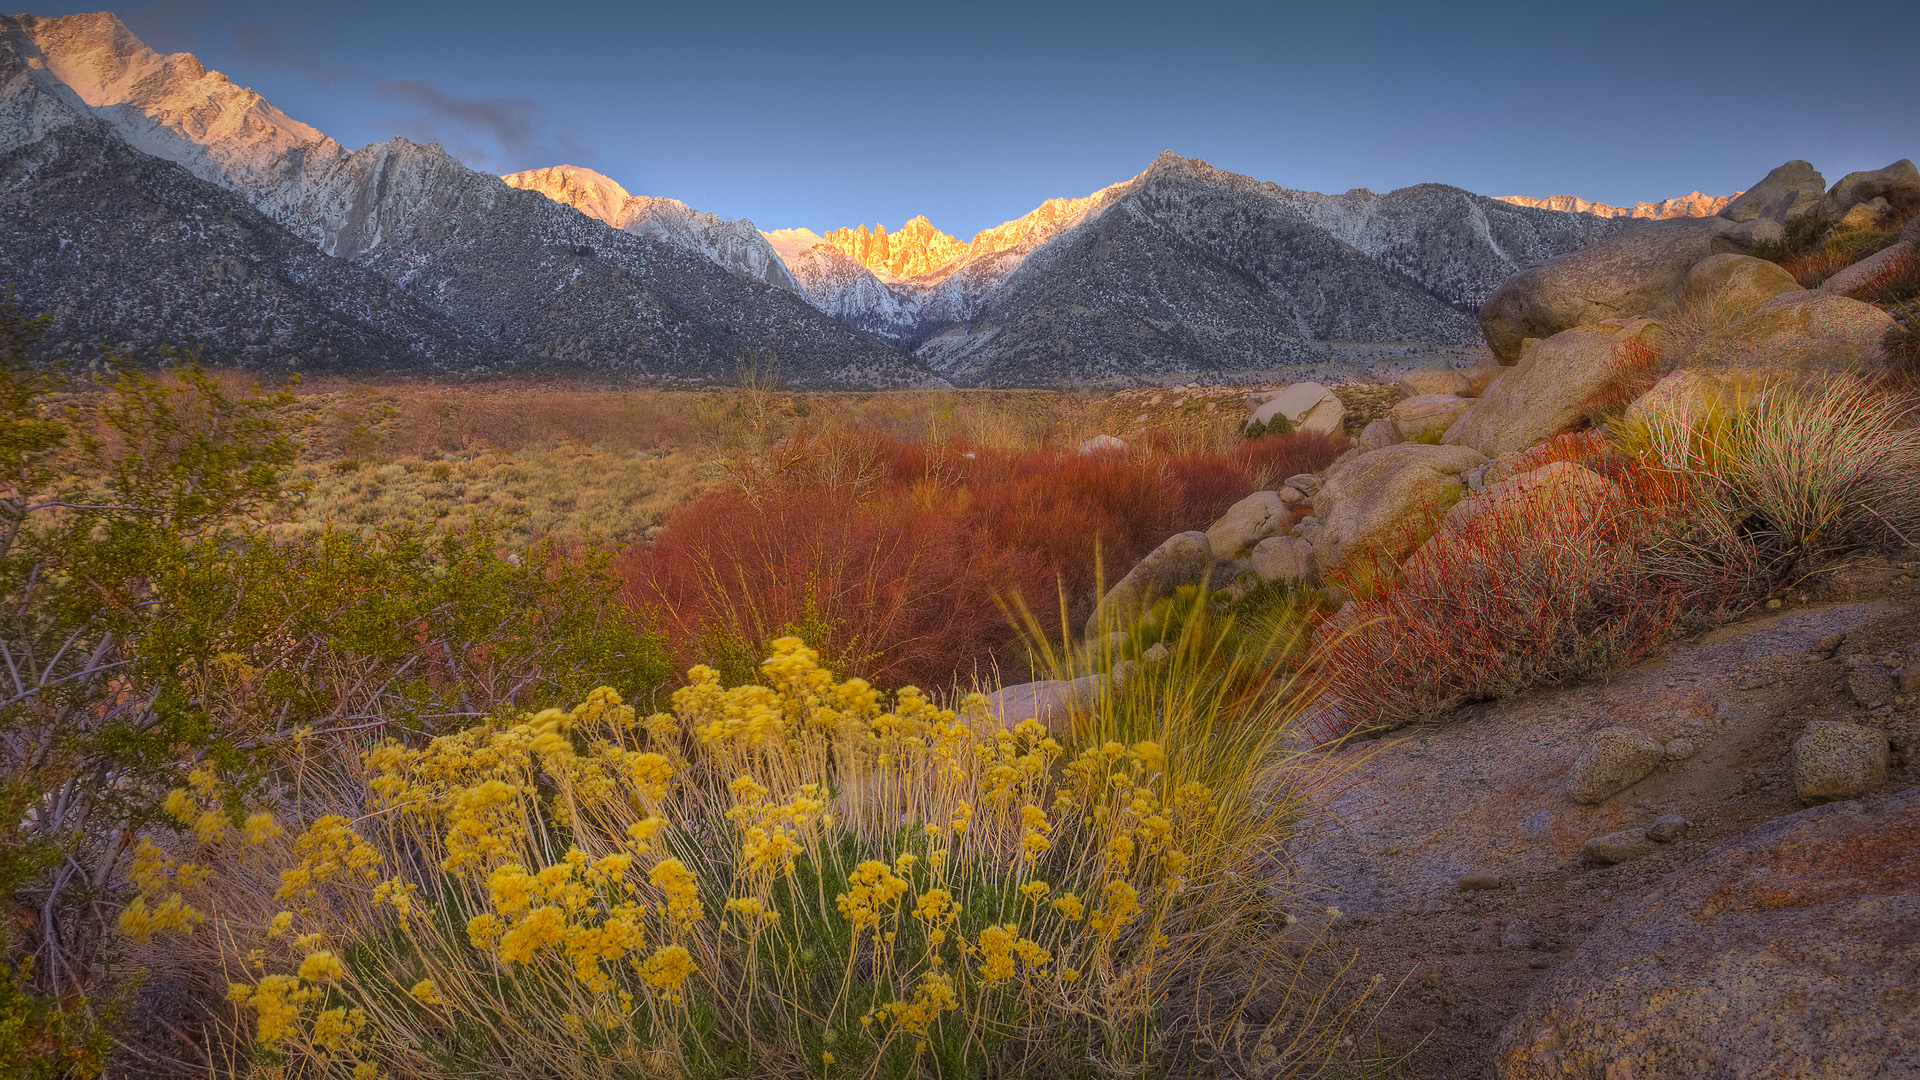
[1319,438,1702,731]
[619,428,1347,689]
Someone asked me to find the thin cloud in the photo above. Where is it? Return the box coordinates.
[376,80,590,170]
[123,0,226,53]
[231,17,350,83]
[228,19,590,172]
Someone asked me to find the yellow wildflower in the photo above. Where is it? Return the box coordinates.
[297,951,343,982]
[835,860,910,934]
[497,906,566,965]
[242,812,283,844]
[466,913,503,949]
[408,979,441,1006]
[310,1007,366,1054]
[864,972,957,1045]
[1090,880,1140,935]
[242,974,310,1045]
[1052,893,1085,922]
[639,944,696,1004]
[1019,880,1051,903]
[649,858,703,928]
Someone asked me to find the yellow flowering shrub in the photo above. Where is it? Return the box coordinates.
[163,635,1323,1078]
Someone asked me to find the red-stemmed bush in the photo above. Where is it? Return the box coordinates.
[1318,445,1702,731]
[619,429,1347,689]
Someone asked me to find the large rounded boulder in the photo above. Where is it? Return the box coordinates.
[1812,158,1920,221]
[1718,159,1828,224]
[1085,531,1212,636]
[1444,318,1666,456]
[1478,218,1737,361]
[1308,443,1487,575]
[1687,291,1900,373]
[1494,786,1920,1080]
[1681,252,1802,313]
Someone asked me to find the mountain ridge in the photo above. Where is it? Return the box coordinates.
[3,11,1678,386]
[0,11,928,386]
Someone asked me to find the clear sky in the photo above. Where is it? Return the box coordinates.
[37,0,1920,238]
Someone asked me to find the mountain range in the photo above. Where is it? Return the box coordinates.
[0,12,1728,387]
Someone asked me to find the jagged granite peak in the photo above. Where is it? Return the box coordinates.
[1494,191,1740,219]
[501,164,802,293]
[764,151,1630,381]
[0,12,928,386]
[818,217,967,281]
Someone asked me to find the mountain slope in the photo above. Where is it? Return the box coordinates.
[501,164,803,293]
[0,12,926,386]
[0,119,498,371]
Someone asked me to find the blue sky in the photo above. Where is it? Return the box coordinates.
[45,0,1920,238]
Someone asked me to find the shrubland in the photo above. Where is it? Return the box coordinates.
[1,303,1378,1079]
[1324,376,1920,730]
[10,272,1918,1077]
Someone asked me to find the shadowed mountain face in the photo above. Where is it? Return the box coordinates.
[2,11,1635,386]
[0,119,501,372]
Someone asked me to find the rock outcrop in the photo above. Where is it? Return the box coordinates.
[1680,252,1802,313]
[1085,531,1214,636]
[1444,319,1666,455]
[1686,291,1899,373]
[1250,382,1346,435]
[1494,786,1920,1080]
[1811,158,1920,221]
[1477,218,1736,361]
[1308,443,1487,574]
[1718,160,1827,224]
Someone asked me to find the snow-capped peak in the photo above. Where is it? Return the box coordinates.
[7,11,336,198]
[499,164,634,226]
[761,227,829,262]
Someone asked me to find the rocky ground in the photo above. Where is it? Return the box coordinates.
[1288,560,1920,1079]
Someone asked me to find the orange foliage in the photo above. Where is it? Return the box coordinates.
[1319,443,1706,731]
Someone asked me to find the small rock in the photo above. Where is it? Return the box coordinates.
[1250,535,1316,584]
[1847,667,1897,709]
[1142,642,1170,663]
[1205,491,1289,559]
[1458,873,1504,891]
[1501,919,1537,950]
[1766,598,1783,609]
[1077,434,1128,455]
[1282,473,1323,497]
[1813,632,1846,655]
[1356,417,1402,453]
[1582,829,1657,865]
[1898,664,1920,694]
[1398,365,1473,399]
[1566,727,1666,804]
[1646,814,1690,843]
[1662,738,1695,761]
[1277,485,1307,507]
[1791,722,1889,802]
